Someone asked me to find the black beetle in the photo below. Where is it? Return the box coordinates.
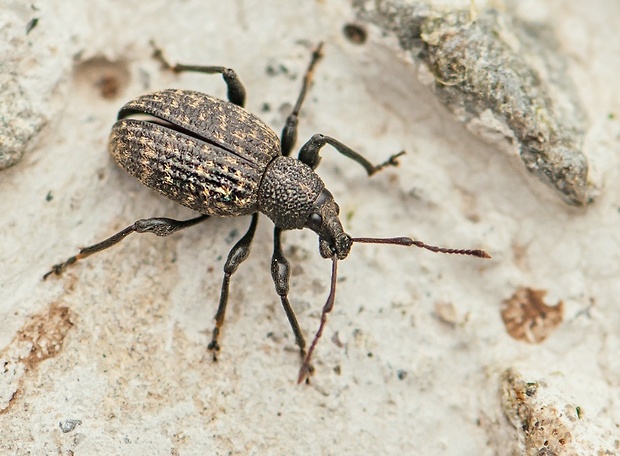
[45,43,490,383]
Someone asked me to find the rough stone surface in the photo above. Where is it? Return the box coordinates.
[352,0,595,206]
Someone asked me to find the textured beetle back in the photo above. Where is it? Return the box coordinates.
[119,90,280,168]
[258,156,325,230]
[109,89,285,216]
[110,119,261,216]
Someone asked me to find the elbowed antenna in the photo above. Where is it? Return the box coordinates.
[351,236,492,258]
[296,237,490,384]
[297,255,338,384]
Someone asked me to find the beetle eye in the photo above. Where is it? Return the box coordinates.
[306,213,323,231]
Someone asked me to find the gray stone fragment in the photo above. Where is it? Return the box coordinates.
[352,0,595,205]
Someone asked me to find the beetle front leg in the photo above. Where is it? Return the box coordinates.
[298,133,405,175]
[152,43,246,107]
[271,227,312,375]
[43,215,210,280]
[208,213,259,357]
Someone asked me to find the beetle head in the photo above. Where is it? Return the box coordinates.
[304,188,352,260]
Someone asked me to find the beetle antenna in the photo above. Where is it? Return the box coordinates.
[297,237,488,383]
[297,254,338,384]
[351,236,491,259]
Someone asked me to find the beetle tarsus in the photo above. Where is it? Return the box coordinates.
[373,150,406,173]
[207,335,221,361]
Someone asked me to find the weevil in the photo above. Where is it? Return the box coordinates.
[45,43,490,383]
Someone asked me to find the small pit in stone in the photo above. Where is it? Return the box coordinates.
[74,57,131,100]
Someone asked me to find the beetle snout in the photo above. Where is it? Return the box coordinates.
[304,189,350,260]
[319,233,352,260]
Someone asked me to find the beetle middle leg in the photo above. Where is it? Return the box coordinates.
[280,43,325,157]
[208,213,259,357]
[276,42,404,173]
[43,215,209,279]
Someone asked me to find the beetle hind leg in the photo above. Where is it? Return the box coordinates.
[208,213,259,358]
[151,42,246,107]
[43,215,210,280]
